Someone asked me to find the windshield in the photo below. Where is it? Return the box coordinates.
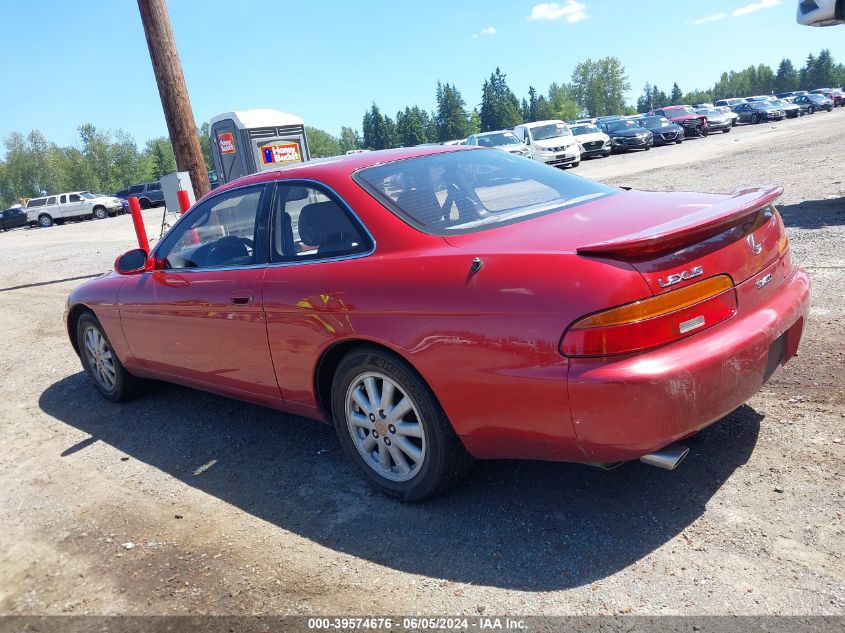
[571,125,601,135]
[530,123,571,140]
[79,192,97,199]
[355,150,616,236]
[606,120,638,132]
[808,94,826,102]
[665,106,697,117]
[770,100,788,107]
[637,116,670,129]
[475,132,521,147]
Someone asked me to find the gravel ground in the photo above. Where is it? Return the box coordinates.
[0,111,843,618]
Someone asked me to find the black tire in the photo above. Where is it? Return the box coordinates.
[675,138,683,144]
[644,145,651,151]
[139,198,151,210]
[751,114,761,124]
[93,206,108,220]
[76,311,146,403]
[38,214,54,228]
[701,128,709,137]
[602,152,611,158]
[722,127,731,133]
[808,106,814,115]
[570,160,580,168]
[331,346,474,501]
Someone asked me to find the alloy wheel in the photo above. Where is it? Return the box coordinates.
[345,371,426,482]
[82,325,117,391]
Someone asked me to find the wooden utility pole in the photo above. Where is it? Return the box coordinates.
[137,0,209,198]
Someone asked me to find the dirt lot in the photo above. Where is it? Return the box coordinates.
[0,111,843,618]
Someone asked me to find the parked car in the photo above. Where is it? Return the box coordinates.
[712,105,740,125]
[745,95,775,102]
[465,130,531,157]
[512,120,581,168]
[26,191,123,228]
[731,101,786,123]
[114,181,165,209]
[598,118,654,152]
[692,102,714,109]
[649,105,709,137]
[793,94,834,114]
[629,115,684,145]
[776,92,799,99]
[810,88,844,106]
[714,98,746,108]
[569,123,612,158]
[0,207,28,231]
[694,108,733,133]
[769,98,802,118]
[66,145,810,500]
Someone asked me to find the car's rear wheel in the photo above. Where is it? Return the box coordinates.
[139,198,151,210]
[331,347,473,501]
[93,206,108,220]
[751,113,761,124]
[38,214,53,228]
[808,106,814,115]
[76,311,144,403]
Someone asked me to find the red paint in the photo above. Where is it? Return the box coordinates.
[128,197,150,252]
[177,189,191,214]
[67,146,810,465]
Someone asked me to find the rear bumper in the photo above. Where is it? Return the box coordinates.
[567,261,810,463]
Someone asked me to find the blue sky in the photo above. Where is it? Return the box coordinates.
[1,0,843,149]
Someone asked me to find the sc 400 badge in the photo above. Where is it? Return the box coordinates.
[658,266,704,288]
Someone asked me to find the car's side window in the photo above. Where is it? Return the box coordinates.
[156,185,266,270]
[69,194,82,202]
[271,183,372,262]
[60,195,67,204]
[46,196,56,206]
[148,182,161,191]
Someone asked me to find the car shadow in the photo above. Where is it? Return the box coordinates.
[39,373,761,591]
[778,197,845,229]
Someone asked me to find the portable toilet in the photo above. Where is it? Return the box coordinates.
[208,109,310,185]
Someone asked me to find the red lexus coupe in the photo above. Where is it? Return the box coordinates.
[66,146,809,500]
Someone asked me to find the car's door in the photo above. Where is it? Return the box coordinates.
[63,193,87,218]
[261,181,375,415]
[118,182,282,406]
[0,210,7,230]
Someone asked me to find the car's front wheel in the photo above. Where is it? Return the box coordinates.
[808,106,815,115]
[331,347,473,501]
[76,311,144,403]
[93,206,108,220]
[723,127,731,133]
[751,114,761,124]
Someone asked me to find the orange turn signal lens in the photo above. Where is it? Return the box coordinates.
[570,275,735,330]
[777,232,789,257]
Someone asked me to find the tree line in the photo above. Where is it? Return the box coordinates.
[2,49,841,207]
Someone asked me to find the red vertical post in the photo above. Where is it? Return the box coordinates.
[177,189,191,214]
[128,196,151,252]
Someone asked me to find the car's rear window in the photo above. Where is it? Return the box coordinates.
[354,149,616,235]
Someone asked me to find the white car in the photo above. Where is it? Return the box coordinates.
[512,120,580,168]
[26,191,123,228]
[569,123,612,159]
[465,130,530,157]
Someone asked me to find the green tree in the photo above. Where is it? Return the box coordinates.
[479,68,523,131]
[670,83,683,104]
[338,126,361,154]
[435,81,471,141]
[571,57,630,116]
[198,123,214,171]
[544,82,580,120]
[305,126,341,158]
[396,106,432,147]
[144,137,176,179]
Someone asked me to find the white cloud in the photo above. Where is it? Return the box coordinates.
[528,2,588,23]
[692,12,728,25]
[472,26,497,39]
[732,0,781,17]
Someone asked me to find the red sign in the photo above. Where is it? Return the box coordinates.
[261,142,302,165]
[218,132,236,155]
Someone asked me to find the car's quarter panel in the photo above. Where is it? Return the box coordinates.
[117,268,283,407]
[66,274,132,365]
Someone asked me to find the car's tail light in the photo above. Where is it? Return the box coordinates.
[561,275,736,357]
[777,232,789,257]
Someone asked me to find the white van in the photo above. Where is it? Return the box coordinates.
[511,120,581,168]
[26,191,123,227]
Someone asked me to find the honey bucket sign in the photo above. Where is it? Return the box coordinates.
[260,141,302,165]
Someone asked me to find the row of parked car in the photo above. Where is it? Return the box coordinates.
[0,181,166,231]
[457,88,840,167]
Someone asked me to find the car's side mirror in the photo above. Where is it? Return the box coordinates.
[114,248,149,275]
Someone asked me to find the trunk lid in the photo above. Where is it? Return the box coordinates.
[444,185,787,296]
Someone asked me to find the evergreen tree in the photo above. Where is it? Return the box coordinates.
[774,59,799,93]
[435,81,471,141]
[479,68,523,131]
[338,126,361,154]
[670,83,683,104]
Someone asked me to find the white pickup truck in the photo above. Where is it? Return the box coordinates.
[26,191,123,227]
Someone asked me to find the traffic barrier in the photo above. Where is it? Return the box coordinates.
[177,189,191,214]
[128,197,150,252]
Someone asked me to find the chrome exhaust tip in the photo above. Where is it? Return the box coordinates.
[639,444,689,470]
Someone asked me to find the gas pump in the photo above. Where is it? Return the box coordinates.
[208,109,310,186]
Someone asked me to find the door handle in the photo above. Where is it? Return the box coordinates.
[230,291,254,306]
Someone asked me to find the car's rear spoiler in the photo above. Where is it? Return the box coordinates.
[576,185,784,258]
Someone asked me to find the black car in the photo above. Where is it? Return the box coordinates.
[114,181,165,209]
[793,94,834,114]
[630,115,684,145]
[599,119,653,152]
[731,102,785,124]
[0,207,28,231]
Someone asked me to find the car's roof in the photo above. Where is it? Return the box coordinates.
[472,130,514,137]
[209,145,478,199]
[517,119,565,127]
